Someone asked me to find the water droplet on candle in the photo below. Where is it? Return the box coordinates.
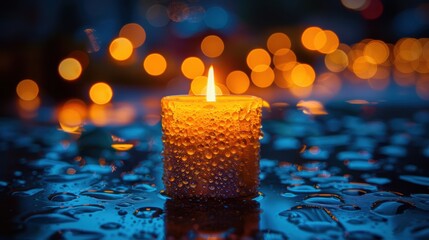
[259,131,264,140]
[186,147,195,155]
[197,127,204,134]
[239,139,247,148]
[197,144,204,151]
[205,151,213,159]
[213,148,220,155]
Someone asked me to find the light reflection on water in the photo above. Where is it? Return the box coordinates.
[0,104,429,239]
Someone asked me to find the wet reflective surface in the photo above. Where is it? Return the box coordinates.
[1,103,429,239]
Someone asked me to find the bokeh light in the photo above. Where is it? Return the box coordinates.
[301,26,323,51]
[352,56,377,79]
[63,99,87,119]
[109,37,133,61]
[58,58,82,81]
[267,32,291,54]
[364,40,389,64]
[361,0,383,20]
[341,0,369,10]
[89,104,109,126]
[313,30,328,51]
[291,64,316,87]
[395,38,422,61]
[119,23,146,48]
[273,49,297,71]
[251,66,275,88]
[226,71,250,94]
[181,57,205,79]
[190,76,207,95]
[325,49,349,72]
[16,79,39,101]
[190,76,223,95]
[275,69,293,89]
[302,27,338,54]
[246,48,271,71]
[89,82,113,105]
[318,30,339,54]
[143,53,167,76]
[201,35,224,58]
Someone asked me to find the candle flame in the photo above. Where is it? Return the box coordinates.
[206,65,216,102]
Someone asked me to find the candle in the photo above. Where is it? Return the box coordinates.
[161,66,263,199]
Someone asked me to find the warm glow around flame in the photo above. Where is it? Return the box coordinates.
[206,65,216,102]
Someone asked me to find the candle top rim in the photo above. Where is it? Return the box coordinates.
[162,95,262,103]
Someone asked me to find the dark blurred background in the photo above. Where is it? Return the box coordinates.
[1,0,429,120]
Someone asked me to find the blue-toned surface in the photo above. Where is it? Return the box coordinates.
[1,103,429,239]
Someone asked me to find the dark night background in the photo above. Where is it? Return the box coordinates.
[0,0,428,118]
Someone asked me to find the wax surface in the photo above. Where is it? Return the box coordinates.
[161,95,263,199]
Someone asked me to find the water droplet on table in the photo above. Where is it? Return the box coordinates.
[133,207,164,218]
[371,200,414,216]
[48,192,78,202]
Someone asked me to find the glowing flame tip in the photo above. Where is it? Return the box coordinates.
[206,65,216,102]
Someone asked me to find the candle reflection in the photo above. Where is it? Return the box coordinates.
[165,199,260,239]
